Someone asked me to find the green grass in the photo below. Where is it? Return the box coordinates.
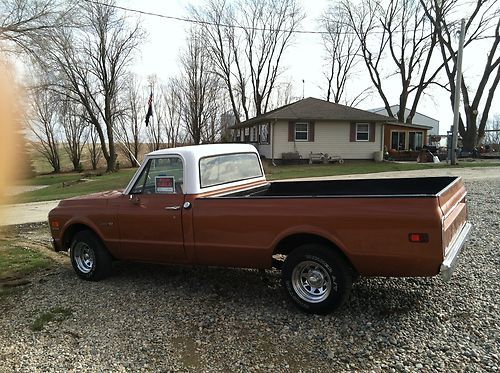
[31,307,73,331]
[17,168,138,203]
[0,245,52,279]
[265,160,500,180]
[0,237,53,302]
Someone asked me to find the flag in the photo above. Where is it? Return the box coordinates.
[145,91,153,126]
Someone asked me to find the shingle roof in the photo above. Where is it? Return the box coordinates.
[231,97,395,128]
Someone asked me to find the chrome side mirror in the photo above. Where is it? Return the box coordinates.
[129,194,141,205]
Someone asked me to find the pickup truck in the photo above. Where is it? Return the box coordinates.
[48,144,472,314]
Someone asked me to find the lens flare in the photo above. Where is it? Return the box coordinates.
[0,58,21,224]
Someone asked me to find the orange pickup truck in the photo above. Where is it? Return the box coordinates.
[48,144,472,314]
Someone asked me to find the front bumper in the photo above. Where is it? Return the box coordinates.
[51,238,63,252]
[440,222,472,282]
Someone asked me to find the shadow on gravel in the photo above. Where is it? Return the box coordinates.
[349,277,438,318]
[108,260,437,319]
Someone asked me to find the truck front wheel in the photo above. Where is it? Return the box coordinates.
[70,230,112,281]
[282,244,352,314]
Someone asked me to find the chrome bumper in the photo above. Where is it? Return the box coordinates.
[440,222,472,282]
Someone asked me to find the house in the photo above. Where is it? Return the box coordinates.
[230,97,395,162]
[370,105,439,135]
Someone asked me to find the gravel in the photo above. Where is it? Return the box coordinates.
[0,178,499,372]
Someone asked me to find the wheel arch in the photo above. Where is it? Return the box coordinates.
[273,232,358,275]
[62,222,104,252]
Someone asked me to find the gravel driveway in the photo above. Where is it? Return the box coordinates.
[0,178,498,372]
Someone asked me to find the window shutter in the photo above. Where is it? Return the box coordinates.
[288,121,294,142]
[308,122,315,142]
[350,123,356,142]
[369,122,376,142]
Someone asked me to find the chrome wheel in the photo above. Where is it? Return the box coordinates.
[292,260,332,303]
[73,242,95,274]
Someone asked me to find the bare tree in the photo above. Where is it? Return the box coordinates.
[87,124,102,170]
[320,4,363,105]
[41,0,144,171]
[0,0,67,55]
[421,0,500,150]
[177,28,224,145]
[271,81,295,108]
[160,81,184,148]
[191,0,304,121]
[28,87,61,173]
[118,76,143,167]
[339,0,443,123]
[60,99,88,172]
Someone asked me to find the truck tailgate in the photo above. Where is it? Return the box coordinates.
[438,177,468,256]
[438,177,472,280]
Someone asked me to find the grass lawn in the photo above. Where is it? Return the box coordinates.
[0,225,54,302]
[12,160,500,203]
[16,168,138,203]
[0,244,52,279]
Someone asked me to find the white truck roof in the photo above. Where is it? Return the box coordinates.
[125,144,267,195]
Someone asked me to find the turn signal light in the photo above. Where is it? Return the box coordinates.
[409,233,429,243]
[50,220,60,230]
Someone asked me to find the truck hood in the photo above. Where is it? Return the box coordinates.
[58,190,123,207]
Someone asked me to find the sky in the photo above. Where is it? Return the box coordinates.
[121,0,499,135]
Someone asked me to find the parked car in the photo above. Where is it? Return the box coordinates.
[48,144,471,314]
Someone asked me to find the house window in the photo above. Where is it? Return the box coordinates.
[234,129,241,142]
[391,131,406,150]
[250,126,258,142]
[244,127,250,142]
[409,131,423,150]
[295,123,309,141]
[356,123,369,141]
[259,123,270,144]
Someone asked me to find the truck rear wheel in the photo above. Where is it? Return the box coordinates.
[282,244,352,314]
[70,230,112,281]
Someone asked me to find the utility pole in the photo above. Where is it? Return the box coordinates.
[302,79,305,99]
[451,18,465,165]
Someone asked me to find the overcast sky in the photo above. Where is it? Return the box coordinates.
[123,0,499,135]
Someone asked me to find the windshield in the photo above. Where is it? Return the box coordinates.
[199,152,263,188]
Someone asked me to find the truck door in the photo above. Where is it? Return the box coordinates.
[116,156,186,263]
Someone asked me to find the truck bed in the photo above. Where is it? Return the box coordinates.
[223,177,459,198]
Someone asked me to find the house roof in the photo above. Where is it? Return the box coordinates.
[231,97,395,128]
[388,122,433,130]
[370,105,439,125]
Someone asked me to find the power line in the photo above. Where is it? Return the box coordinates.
[83,0,330,35]
[82,0,498,39]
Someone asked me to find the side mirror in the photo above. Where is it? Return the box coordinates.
[129,194,141,205]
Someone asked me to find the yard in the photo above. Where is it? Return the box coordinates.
[12,159,500,203]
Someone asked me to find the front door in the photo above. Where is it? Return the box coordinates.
[116,156,186,263]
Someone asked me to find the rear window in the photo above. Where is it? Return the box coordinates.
[199,152,263,188]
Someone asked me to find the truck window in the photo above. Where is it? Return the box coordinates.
[130,157,184,194]
[199,152,262,188]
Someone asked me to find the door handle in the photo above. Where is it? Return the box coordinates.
[164,206,181,210]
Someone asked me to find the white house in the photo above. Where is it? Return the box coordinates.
[230,97,397,162]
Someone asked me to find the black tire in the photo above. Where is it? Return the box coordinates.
[282,244,352,314]
[70,230,112,281]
